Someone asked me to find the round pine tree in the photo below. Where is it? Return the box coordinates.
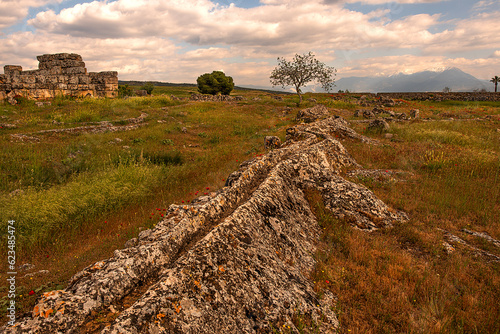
[197,71,234,95]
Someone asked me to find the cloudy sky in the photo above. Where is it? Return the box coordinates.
[1,0,499,87]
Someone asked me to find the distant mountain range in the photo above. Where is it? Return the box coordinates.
[332,67,492,93]
[241,68,493,93]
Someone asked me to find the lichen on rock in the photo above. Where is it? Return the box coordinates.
[2,116,407,333]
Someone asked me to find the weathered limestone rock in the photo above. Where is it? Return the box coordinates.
[2,116,407,333]
[1,53,117,100]
[362,109,375,119]
[396,112,408,120]
[367,119,390,133]
[410,109,420,118]
[380,97,396,107]
[296,104,329,123]
[264,136,281,149]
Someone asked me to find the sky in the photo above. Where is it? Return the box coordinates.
[1,0,499,87]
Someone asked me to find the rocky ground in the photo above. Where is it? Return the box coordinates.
[2,112,409,333]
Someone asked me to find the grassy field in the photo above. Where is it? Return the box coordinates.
[0,87,499,333]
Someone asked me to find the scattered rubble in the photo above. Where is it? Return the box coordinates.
[296,104,329,123]
[10,113,148,140]
[190,93,243,102]
[367,119,390,133]
[440,229,500,262]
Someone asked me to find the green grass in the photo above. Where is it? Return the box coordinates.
[0,162,164,252]
[0,89,499,332]
[0,89,296,258]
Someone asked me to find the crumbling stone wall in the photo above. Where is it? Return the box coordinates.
[0,53,118,101]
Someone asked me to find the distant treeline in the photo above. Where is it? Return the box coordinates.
[118,80,292,95]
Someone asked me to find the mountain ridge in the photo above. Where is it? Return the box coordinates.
[334,67,492,93]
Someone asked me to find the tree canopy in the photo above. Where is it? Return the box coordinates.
[197,71,234,95]
[140,82,154,95]
[270,52,336,105]
[490,76,499,93]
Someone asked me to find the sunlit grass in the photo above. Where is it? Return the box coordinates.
[0,90,499,331]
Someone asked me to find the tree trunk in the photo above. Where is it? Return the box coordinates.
[296,86,302,106]
[496,82,498,93]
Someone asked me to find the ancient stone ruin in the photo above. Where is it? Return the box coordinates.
[0,53,118,101]
[2,113,407,333]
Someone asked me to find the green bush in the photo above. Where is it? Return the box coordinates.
[140,82,155,95]
[197,71,234,95]
[118,84,134,97]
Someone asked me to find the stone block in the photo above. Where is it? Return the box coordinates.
[59,60,85,68]
[105,83,117,91]
[78,75,91,84]
[4,65,22,75]
[68,76,78,85]
[11,82,23,89]
[48,76,59,84]
[58,83,68,90]
[49,66,62,75]
[99,71,118,77]
[104,76,118,84]
[37,53,82,63]
[21,75,36,84]
[62,66,87,75]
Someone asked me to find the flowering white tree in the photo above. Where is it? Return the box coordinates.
[270,52,336,105]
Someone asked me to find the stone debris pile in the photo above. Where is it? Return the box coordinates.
[2,115,408,333]
[190,93,243,102]
[0,53,118,101]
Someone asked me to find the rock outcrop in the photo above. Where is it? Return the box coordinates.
[0,53,118,101]
[296,104,329,123]
[2,116,407,333]
[189,93,243,102]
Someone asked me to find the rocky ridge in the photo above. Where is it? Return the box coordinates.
[2,113,408,333]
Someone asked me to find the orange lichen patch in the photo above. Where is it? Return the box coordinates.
[218,265,225,272]
[33,305,40,316]
[91,264,102,270]
[194,280,201,288]
[42,290,65,298]
[44,309,54,318]
[172,302,182,314]
[156,313,166,319]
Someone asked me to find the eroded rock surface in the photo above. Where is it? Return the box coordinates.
[296,104,329,123]
[3,116,407,333]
